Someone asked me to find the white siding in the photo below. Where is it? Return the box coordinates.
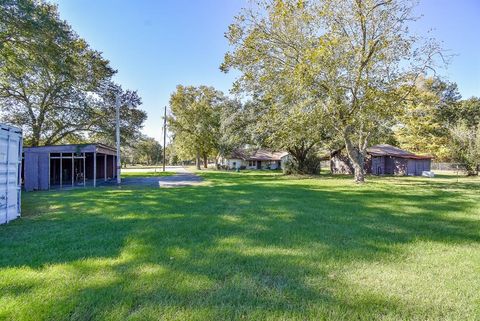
[222,153,290,170]
[224,159,243,169]
[280,155,291,169]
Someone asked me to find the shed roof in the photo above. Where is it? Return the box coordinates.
[367,144,432,160]
[23,143,116,156]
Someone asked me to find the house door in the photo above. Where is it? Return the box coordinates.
[256,161,261,169]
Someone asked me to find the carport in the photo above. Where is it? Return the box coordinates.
[23,143,118,191]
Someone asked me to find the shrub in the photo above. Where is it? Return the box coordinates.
[283,154,321,175]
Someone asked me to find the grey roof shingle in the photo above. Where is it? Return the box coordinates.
[367,144,432,159]
[227,148,289,161]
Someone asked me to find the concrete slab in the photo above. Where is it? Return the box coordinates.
[120,173,203,188]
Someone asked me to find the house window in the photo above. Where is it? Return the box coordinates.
[248,160,254,167]
[232,161,236,167]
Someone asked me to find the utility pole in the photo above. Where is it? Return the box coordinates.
[115,93,121,184]
[163,106,167,172]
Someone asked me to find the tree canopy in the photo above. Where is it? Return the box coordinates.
[223,0,442,182]
[168,85,225,169]
[446,97,480,174]
[122,134,163,166]
[393,77,480,174]
[0,0,146,146]
[394,77,461,160]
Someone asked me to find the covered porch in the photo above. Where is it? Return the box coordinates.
[23,144,118,191]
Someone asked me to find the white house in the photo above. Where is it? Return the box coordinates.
[220,148,289,170]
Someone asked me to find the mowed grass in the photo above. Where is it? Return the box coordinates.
[0,171,479,321]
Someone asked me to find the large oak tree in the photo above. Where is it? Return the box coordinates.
[0,0,146,146]
[222,0,441,182]
[168,85,224,169]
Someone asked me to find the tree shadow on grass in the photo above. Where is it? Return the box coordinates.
[0,172,479,319]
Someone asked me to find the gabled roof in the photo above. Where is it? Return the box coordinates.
[226,148,289,161]
[367,144,432,160]
[229,148,250,160]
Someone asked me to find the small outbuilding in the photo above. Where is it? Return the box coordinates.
[331,144,432,176]
[23,143,118,191]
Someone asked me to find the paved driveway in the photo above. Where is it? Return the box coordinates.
[122,166,189,173]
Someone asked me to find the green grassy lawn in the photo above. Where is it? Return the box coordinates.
[1,171,479,321]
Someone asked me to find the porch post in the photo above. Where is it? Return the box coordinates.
[60,153,63,189]
[71,153,74,187]
[83,153,86,187]
[104,154,107,181]
[48,153,51,190]
[93,152,97,187]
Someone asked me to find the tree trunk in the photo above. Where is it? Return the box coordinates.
[203,153,208,168]
[31,125,41,147]
[287,142,318,174]
[293,153,307,173]
[287,147,308,174]
[344,135,366,183]
[196,150,201,170]
[352,157,365,183]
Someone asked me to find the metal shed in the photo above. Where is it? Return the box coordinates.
[368,145,432,176]
[23,143,118,191]
[0,123,22,224]
[331,144,432,176]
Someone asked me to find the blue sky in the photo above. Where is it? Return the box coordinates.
[53,0,480,142]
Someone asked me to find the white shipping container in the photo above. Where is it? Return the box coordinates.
[0,123,22,224]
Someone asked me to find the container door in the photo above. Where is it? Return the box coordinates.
[0,127,21,224]
[415,161,423,176]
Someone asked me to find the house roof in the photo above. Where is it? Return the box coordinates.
[227,148,289,161]
[367,144,432,160]
[229,149,250,160]
[248,149,289,161]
